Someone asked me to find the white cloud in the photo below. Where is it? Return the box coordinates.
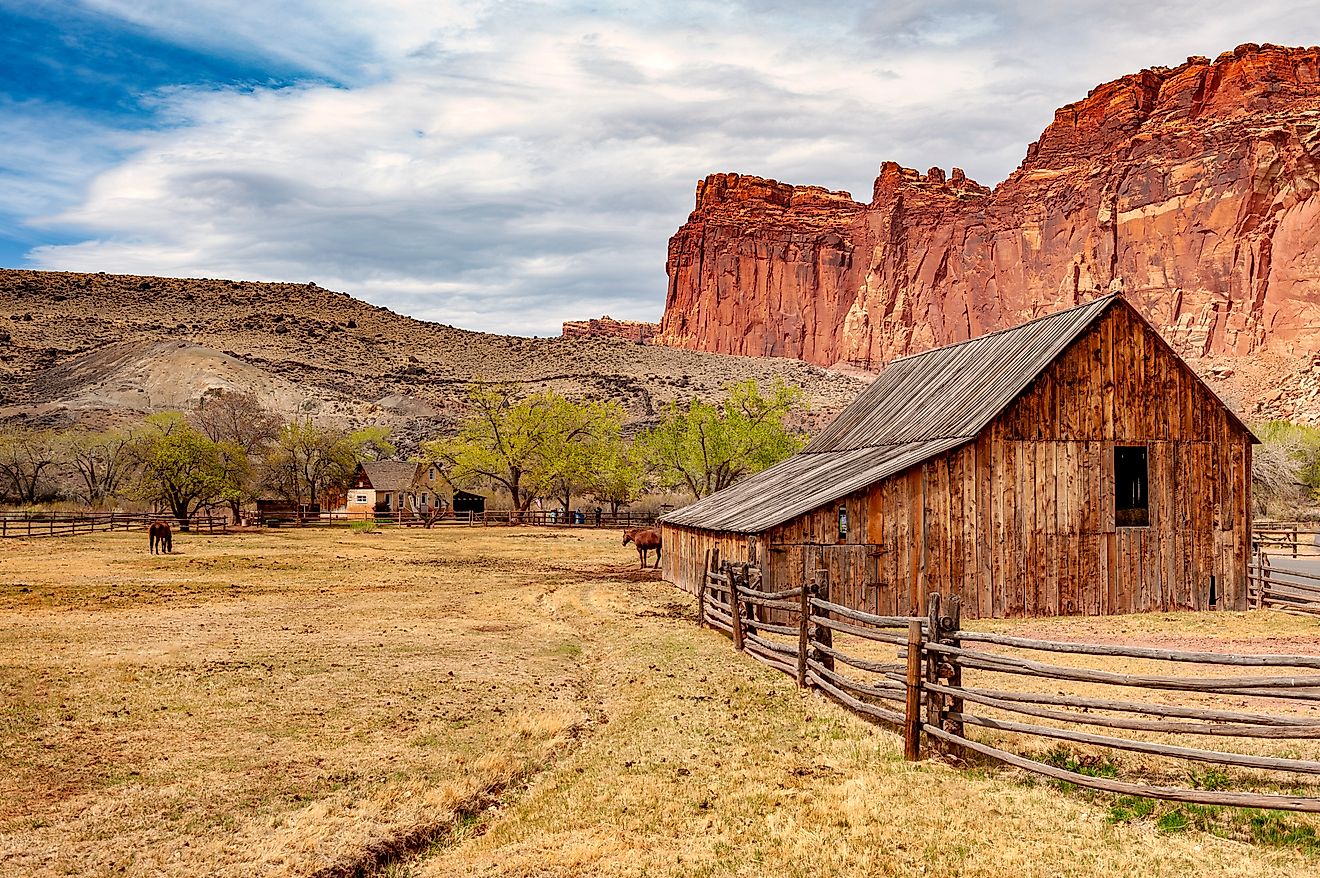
[19,0,1320,335]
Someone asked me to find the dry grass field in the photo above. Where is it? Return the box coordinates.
[3,527,1320,877]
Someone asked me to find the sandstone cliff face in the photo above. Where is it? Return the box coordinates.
[561,315,659,343]
[659,44,1320,382]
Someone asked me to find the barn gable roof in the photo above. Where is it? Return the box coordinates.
[358,461,420,492]
[662,294,1248,535]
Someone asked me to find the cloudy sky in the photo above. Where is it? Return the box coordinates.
[2,1,1318,335]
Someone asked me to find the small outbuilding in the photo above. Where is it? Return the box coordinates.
[660,294,1256,618]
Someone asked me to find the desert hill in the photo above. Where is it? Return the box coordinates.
[0,269,864,447]
[658,43,1320,423]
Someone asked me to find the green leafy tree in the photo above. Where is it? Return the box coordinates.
[423,385,618,513]
[533,399,629,514]
[129,413,245,528]
[637,379,806,499]
[588,436,647,514]
[262,419,394,507]
[1252,420,1320,515]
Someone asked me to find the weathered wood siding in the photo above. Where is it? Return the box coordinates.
[758,304,1252,618]
[662,523,751,596]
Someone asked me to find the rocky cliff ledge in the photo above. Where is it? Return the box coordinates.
[658,43,1320,383]
[561,316,659,343]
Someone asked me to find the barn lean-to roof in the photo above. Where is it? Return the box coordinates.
[661,294,1252,535]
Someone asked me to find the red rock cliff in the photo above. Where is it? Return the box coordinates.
[658,44,1320,371]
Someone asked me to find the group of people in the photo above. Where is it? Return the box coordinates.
[549,506,603,526]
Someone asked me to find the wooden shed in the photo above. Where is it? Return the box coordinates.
[660,294,1256,618]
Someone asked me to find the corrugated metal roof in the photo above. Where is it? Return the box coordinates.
[662,295,1121,534]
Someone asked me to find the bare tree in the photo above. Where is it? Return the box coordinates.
[192,389,284,518]
[61,429,134,505]
[0,426,61,504]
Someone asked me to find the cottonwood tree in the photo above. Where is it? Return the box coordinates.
[61,428,134,505]
[424,385,617,513]
[192,389,284,518]
[588,436,647,514]
[637,379,806,499]
[533,399,629,514]
[262,419,394,506]
[0,426,61,504]
[129,413,245,528]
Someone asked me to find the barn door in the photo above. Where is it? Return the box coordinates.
[767,543,823,600]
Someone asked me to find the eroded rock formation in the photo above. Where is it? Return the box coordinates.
[561,315,659,343]
[659,44,1320,383]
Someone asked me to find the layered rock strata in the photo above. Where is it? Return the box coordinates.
[659,44,1320,377]
[561,316,659,343]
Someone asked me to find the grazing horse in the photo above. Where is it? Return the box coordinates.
[623,527,662,569]
[148,520,173,555]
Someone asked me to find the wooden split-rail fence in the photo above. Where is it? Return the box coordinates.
[0,511,228,539]
[1249,525,1320,614]
[701,549,1320,812]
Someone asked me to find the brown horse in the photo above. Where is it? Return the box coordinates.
[623,527,661,569]
[148,520,173,555]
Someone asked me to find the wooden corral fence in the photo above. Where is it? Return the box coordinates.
[1253,524,1320,559]
[0,511,228,539]
[700,551,1320,812]
[1249,525,1320,614]
[1249,555,1320,615]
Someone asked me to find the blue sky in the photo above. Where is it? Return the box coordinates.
[3,1,1319,335]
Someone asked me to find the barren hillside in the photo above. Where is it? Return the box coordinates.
[0,269,864,446]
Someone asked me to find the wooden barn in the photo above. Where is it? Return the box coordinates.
[660,294,1256,618]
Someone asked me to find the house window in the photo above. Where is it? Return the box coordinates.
[354,494,368,504]
[837,506,848,543]
[429,468,436,482]
[383,492,391,508]
[1115,446,1149,527]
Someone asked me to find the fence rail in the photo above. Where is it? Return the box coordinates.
[0,511,228,538]
[697,552,1320,813]
[1252,525,1320,558]
[1249,556,1320,615]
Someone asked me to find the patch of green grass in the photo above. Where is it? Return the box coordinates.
[1107,795,1156,824]
[1107,797,1320,854]
[1039,744,1120,784]
[1186,766,1232,791]
[349,521,379,533]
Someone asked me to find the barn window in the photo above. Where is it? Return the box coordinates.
[1115,446,1149,527]
[837,506,848,543]
[429,468,436,481]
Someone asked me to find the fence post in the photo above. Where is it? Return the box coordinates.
[925,593,943,750]
[945,594,963,746]
[796,574,810,687]
[729,563,745,651]
[1258,553,1271,610]
[698,549,709,627]
[1294,525,1299,560]
[904,618,923,761]
[811,568,833,672]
